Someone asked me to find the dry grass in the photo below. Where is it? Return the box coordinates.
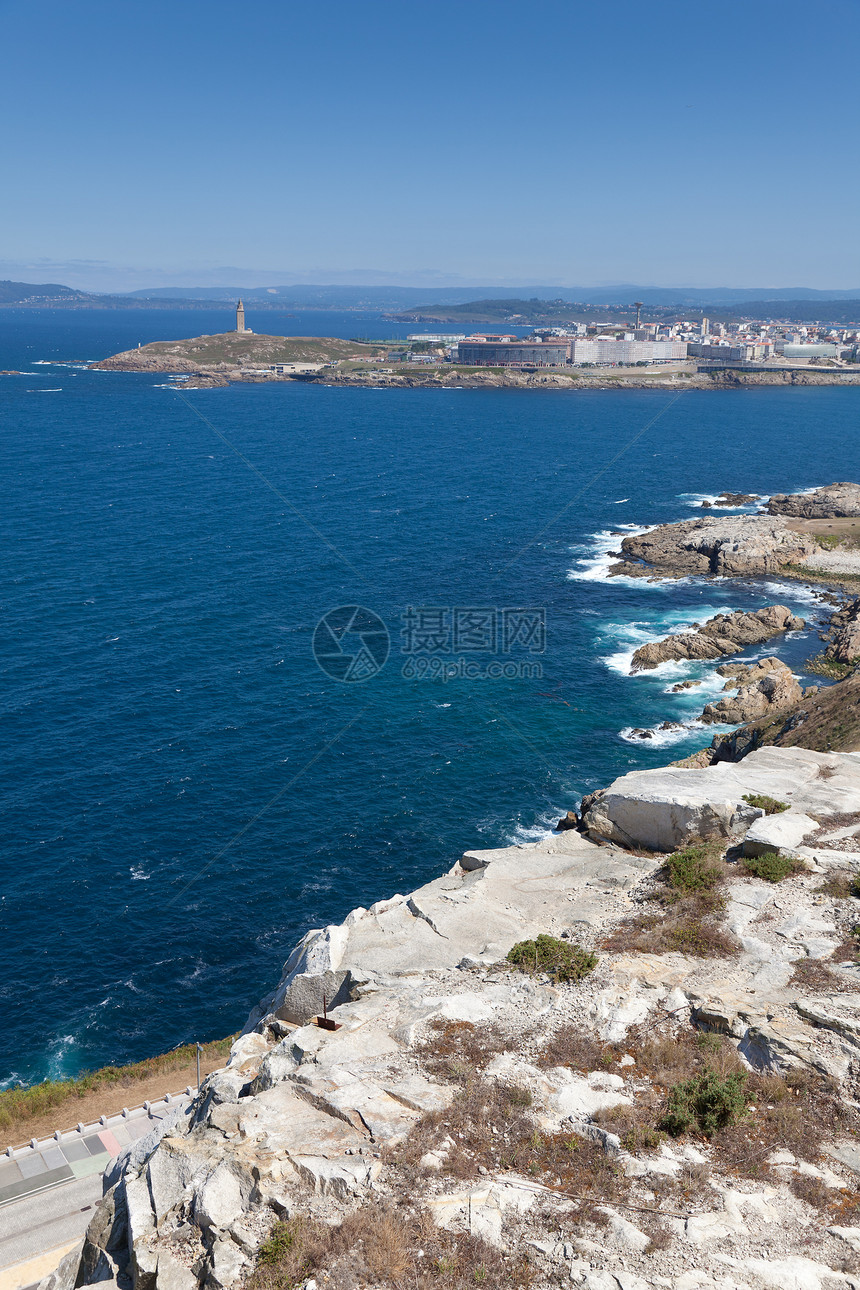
[0,1036,235,1142]
[713,1068,859,1179]
[602,841,739,959]
[603,909,739,958]
[790,1173,836,1211]
[249,1203,535,1290]
[415,1020,510,1084]
[392,1072,626,1225]
[624,1025,743,1088]
[832,933,860,963]
[816,870,860,899]
[790,958,856,992]
[536,1025,616,1072]
[591,1101,664,1153]
[814,811,860,830]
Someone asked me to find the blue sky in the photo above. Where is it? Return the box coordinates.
[2,0,859,291]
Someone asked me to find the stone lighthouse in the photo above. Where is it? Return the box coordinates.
[236,299,246,333]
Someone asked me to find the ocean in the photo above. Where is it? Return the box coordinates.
[1,306,856,1088]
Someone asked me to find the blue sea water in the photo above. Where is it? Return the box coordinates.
[1,307,857,1087]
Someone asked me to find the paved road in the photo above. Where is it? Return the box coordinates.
[0,1173,102,1290]
[0,1093,193,1290]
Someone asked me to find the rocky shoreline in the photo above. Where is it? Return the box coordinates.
[609,484,860,589]
[48,741,860,1290]
[91,336,860,393]
[43,483,860,1290]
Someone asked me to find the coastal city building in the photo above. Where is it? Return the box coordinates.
[455,336,687,367]
[456,337,571,367]
[688,341,774,362]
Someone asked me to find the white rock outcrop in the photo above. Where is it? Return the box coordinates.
[49,748,860,1290]
[581,746,860,852]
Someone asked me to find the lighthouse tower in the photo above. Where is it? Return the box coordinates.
[236,299,246,333]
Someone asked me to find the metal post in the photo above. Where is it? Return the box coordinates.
[196,1043,201,1093]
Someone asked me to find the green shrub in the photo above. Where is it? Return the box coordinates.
[665,842,725,893]
[743,793,790,815]
[660,1068,748,1137]
[741,852,804,883]
[506,934,597,983]
[258,1220,300,1267]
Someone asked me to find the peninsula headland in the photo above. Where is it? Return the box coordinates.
[92,332,860,392]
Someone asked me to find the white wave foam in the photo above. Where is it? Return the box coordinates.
[619,718,732,748]
[503,809,562,845]
[599,605,739,677]
[676,491,762,512]
[567,525,654,584]
[757,579,829,609]
[612,498,629,504]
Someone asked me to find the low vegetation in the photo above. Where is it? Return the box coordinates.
[415,1020,510,1085]
[251,1205,534,1290]
[816,869,860,899]
[665,841,727,892]
[743,793,790,814]
[0,1036,235,1136]
[660,1068,748,1137]
[506,934,597,983]
[789,957,854,991]
[603,840,738,958]
[740,851,805,882]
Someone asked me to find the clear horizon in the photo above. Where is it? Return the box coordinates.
[2,0,859,292]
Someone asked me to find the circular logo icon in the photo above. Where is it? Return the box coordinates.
[312,605,390,683]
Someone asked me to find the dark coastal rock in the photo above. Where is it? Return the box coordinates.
[618,515,817,579]
[766,482,860,519]
[716,492,759,506]
[556,810,579,831]
[822,597,860,663]
[699,658,803,725]
[701,492,757,508]
[630,605,805,671]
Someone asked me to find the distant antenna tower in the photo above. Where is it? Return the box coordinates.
[633,301,644,329]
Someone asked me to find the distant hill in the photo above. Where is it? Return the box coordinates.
[129,283,860,308]
[0,279,95,304]
[396,296,860,327]
[706,299,860,326]
[4,279,860,321]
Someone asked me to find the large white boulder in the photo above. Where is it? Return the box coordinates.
[581,747,860,852]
